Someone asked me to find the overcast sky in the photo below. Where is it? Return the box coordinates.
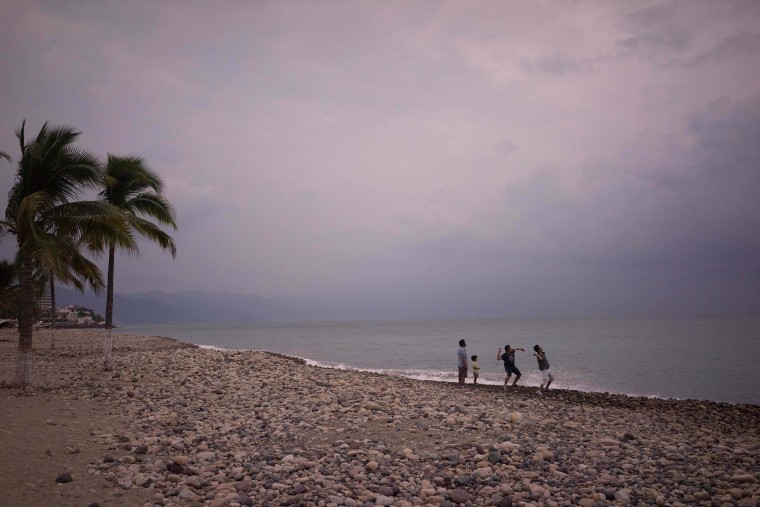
[1,1,758,319]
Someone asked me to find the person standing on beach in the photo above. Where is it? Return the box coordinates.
[497,344,524,388]
[533,344,554,389]
[457,339,468,385]
[471,355,480,384]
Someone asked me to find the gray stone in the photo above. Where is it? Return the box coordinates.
[730,474,756,483]
[178,490,196,500]
[450,488,470,504]
[55,472,73,484]
[375,494,393,506]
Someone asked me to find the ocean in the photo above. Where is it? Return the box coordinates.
[114,317,760,405]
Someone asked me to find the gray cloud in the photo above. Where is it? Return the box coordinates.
[1,1,758,318]
[520,53,591,76]
[616,1,760,73]
[680,31,760,68]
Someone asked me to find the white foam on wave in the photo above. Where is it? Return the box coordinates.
[301,357,676,398]
[197,344,275,354]
[197,348,674,400]
[302,357,504,386]
[197,344,236,352]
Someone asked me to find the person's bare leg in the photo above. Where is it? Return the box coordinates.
[512,373,521,386]
[546,374,554,389]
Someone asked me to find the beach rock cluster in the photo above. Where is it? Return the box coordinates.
[2,330,759,506]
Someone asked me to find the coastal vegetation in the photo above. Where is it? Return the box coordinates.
[0,121,177,385]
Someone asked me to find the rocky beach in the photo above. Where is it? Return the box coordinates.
[1,329,758,507]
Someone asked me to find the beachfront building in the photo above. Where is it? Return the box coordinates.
[55,305,101,325]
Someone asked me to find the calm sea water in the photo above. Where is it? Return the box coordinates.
[114,318,760,405]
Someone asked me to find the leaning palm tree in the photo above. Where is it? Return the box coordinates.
[97,154,177,370]
[0,121,131,386]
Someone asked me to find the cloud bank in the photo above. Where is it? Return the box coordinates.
[1,1,758,319]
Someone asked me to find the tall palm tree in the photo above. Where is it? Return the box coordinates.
[0,259,18,319]
[98,154,177,370]
[0,121,130,385]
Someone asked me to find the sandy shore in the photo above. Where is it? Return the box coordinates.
[1,329,758,507]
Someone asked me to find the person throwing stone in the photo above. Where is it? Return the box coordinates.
[457,339,468,385]
[533,344,554,390]
[497,344,524,388]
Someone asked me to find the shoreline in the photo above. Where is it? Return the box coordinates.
[1,329,758,506]
[114,318,760,407]
[202,343,754,408]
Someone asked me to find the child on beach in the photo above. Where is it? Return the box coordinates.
[497,344,524,388]
[533,344,554,390]
[471,355,480,384]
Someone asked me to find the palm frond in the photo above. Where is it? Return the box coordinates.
[127,192,177,228]
[130,216,178,258]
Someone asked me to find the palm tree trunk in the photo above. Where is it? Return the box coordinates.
[49,276,57,350]
[12,252,34,386]
[103,245,115,371]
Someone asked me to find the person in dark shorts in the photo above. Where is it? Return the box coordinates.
[497,344,524,388]
[533,344,554,389]
[457,339,468,385]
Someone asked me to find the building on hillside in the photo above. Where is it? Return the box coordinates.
[35,289,53,319]
[53,305,102,325]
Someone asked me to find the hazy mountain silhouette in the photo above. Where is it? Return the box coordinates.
[55,288,359,325]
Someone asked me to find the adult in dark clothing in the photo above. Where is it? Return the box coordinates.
[496,344,524,388]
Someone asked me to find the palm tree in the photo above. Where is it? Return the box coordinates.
[98,154,177,370]
[0,156,14,319]
[0,121,130,385]
[39,214,110,349]
[0,259,18,319]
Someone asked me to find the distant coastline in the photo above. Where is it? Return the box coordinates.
[0,321,108,330]
[35,322,107,329]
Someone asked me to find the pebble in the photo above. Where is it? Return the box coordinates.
[55,473,73,484]
[450,488,469,503]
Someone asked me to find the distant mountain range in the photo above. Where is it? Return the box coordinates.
[55,288,363,325]
[47,286,756,324]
